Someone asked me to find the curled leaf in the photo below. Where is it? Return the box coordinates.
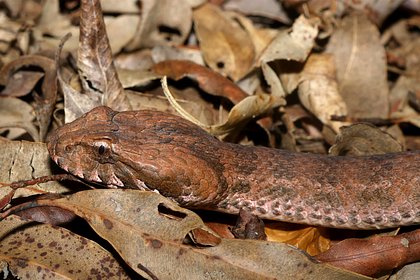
[77,0,131,111]
[153,60,249,104]
[32,190,367,280]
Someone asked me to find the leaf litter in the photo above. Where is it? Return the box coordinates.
[0,0,419,279]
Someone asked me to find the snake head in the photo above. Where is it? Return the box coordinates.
[47,106,228,207]
[47,106,126,188]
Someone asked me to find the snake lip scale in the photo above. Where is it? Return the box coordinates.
[47,106,420,230]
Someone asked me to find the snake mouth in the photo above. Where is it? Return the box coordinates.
[53,154,124,188]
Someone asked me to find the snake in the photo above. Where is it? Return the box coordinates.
[47,106,420,229]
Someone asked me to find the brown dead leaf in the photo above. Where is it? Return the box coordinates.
[103,15,140,54]
[77,0,131,112]
[223,0,291,24]
[210,93,284,135]
[258,15,319,65]
[298,54,348,132]
[16,205,76,225]
[316,229,420,277]
[327,13,389,119]
[387,35,420,127]
[193,3,255,80]
[0,55,57,141]
[152,45,205,66]
[0,215,130,279]
[341,0,404,26]
[153,60,249,104]
[329,123,403,156]
[0,71,44,97]
[115,49,155,70]
[0,98,37,140]
[257,15,320,104]
[161,77,284,135]
[32,190,368,280]
[0,141,71,201]
[36,0,80,52]
[232,14,279,59]
[125,0,201,50]
[100,0,140,13]
[55,34,101,123]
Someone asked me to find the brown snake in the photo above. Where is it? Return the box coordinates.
[47,106,420,229]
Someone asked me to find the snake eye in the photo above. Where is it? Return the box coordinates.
[98,144,106,155]
[94,141,111,157]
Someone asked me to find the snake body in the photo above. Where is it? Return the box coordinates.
[48,106,420,229]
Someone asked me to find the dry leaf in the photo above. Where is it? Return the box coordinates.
[161,77,285,135]
[193,3,255,80]
[115,49,155,70]
[327,13,389,119]
[77,0,131,112]
[32,190,368,280]
[153,60,249,104]
[232,14,279,59]
[100,0,140,13]
[152,45,205,66]
[388,38,420,127]
[210,93,284,135]
[103,15,140,54]
[329,123,403,156]
[0,55,57,141]
[316,229,420,277]
[36,0,79,52]
[297,54,348,132]
[55,34,101,123]
[223,0,291,24]
[265,223,331,256]
[0,215,130,279]
[0,98,37,140]
[0,71,44,97]
[258,15,319,65]
[124,0,200,50]
[0,141,71,200]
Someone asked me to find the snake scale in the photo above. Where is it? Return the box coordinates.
[47,106,420,229]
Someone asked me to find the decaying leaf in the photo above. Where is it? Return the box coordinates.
[31,190,369,280]
[36,0,80,52]
[103,15,140,54]
[153,60,249,104]
[193,3,255,80]
[0,71,44,97]
[77,0,131,112]
[327,13,389,119]
[386,24,420,127]
[0,140,70,200]
[161,76,285,135]
[316,229,420,277]
[0,1,419,279]
[297,54,348,132]
[223,0,291,24]
[55,34,100,123]
[258,15,319,65]
[124,0,201,50]
[152,45,205,66]
[0,98,37,140]
[257,15,320,108]
[0,215,130,279]
[329,123,403,156]
[0,55,57,141]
